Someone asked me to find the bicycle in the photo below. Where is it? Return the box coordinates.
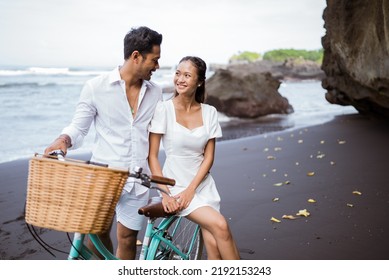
[25,151,204,260]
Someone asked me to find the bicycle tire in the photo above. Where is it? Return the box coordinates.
[149,217,204,260]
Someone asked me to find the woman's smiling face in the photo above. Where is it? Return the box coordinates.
[174,60,200,97]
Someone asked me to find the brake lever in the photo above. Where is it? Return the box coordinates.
[49,149,65,161]
[129,167,150,187]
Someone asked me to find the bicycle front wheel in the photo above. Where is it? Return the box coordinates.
[149,216,204,260]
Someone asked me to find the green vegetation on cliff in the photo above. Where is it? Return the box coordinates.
[263,49,323,64]
[229,51,261,63]
[229,49,323,64]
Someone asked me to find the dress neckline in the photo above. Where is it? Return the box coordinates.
[170,99,204,132]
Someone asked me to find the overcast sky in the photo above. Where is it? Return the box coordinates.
[0,0,327,68]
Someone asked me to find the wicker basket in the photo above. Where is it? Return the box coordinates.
[25,154,129,234]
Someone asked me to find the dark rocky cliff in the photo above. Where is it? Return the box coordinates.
[321,0,389,118]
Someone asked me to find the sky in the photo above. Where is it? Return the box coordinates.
[0,0,327,68]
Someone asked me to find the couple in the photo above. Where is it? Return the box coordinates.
[44,26,239,260]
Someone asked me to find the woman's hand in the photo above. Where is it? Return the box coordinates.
[175,188,195,210]
[162,195,180,214]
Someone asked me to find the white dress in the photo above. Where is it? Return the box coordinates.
[149,99,222,216]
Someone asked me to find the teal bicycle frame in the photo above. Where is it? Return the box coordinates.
[140,216,202,260]
[68,215,202,260]
[68,233,117,260]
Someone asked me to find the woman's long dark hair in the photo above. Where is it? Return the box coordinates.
[176,56,207,103]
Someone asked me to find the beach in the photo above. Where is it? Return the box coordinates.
[1,113,388,260]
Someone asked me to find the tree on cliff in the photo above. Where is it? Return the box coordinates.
[263,49,323,64]
[229,51,261,63]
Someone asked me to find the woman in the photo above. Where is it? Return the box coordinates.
[148,56,240,260]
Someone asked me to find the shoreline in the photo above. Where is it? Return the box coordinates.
[0,79,356,165]
[1,113,389,260]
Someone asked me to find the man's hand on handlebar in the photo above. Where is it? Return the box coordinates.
[44,134,71,156]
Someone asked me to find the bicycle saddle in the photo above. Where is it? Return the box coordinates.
[138,197,175,218]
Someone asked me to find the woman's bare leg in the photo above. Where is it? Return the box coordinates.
[201,228,221,260]
[188,207,240,260]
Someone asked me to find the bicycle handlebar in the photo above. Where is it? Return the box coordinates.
[47,150,176,187]
[149,175,176,186]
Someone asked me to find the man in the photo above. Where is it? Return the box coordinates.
[44,26,163,259]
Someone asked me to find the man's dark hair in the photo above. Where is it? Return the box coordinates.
[123,26,162,59]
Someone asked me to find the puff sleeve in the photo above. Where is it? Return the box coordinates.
[208,105,222,139]
[149,100,167,134]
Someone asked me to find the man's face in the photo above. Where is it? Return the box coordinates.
[139,45,161,81]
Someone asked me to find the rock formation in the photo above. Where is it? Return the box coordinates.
[205,67,293,118]
[210,60,325,81]
[321,0,389,118]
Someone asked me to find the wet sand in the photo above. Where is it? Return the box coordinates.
[1,113,388,260]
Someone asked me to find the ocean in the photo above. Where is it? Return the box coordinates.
[0,66,357,164]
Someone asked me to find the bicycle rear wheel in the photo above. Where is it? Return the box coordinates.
[151,217,204,260]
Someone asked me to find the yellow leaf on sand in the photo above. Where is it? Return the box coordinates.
[296,209,310,217]
[270,217,281,223]
[307,172,315,176]
[273,182,283,187]
[352,191,362,195]
[284,180,291,185]
[273,198,280,202]
[308,199,316,203]
[282,215,297,220]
